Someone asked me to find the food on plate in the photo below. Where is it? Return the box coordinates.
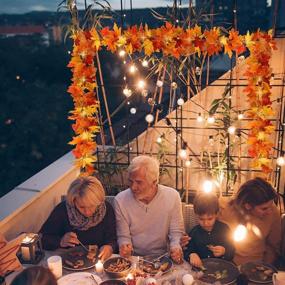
[207,269,228,280]
[251,265,274,280]
[106,258,131,272]
[86,246,97,262]
[142,262,169,275]
[69,251,85,257]
[64,258,85,269]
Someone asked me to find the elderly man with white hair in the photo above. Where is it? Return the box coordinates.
[114,155,184,263]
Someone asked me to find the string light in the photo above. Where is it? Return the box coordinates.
[202,180,213,193]
[130,107,137,114]
[142,60,148,67]
[228,126,236,135]
[141,89,148,97]
[123,87,132,97]
[276,156,285,166]
[197,113,203,122]
[178,149,188,160]
[208,135,214,146]
[195,67,201,75]
[207,116,215,124]
[119,50,126,57]
[157,137,162,143]
[137,80,146,89]
[145,114,154,123]
[233,225,247,242]
[238,112,244,120]
[156,80,163,87]
[129,64,136,73]
[177,98,185,106]
[171,82,177,89]
[185,160,191,167]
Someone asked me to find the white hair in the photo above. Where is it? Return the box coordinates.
[128,155,160,183]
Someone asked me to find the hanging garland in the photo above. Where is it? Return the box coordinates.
[243,30,276,173]
[67,22,275,175]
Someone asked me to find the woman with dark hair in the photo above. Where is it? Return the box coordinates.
[11,266,57,285]
[219,177,281,265]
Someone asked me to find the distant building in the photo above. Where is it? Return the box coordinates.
[195,0,269,32]
[271,0,285,36]
[0,25,50,45]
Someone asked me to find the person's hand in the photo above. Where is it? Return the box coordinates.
[119,244,133,258]
[189,253,202,268]
[98,245,113,261]
[170,246,183,264]
[60,232,79,248]
[208,245,225,257]
[180,233,191,249]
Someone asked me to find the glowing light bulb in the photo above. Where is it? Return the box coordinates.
[207,116,215,124]
[130,108,137,114]
[119,50,126,57]
[233,224,247,242]
[197,113,203,122]
[171,82,177,89]
[185,160,191,167]
[228,126,236,135]
[238,113,244,120]
[123,87,132,97]
[137,80,146,89]
[203,180,213,193]
[195,67,201,75]
[141,89,148,97]
[178,149,188,160]
[129,64,136,73]
[277,156,285,166]
[157,137,162,143]
[142,60,148,67]
[145,114,154,123]
[156,80,163,87]
[177,98,185,106]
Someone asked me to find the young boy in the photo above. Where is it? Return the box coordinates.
[183,192,235,268]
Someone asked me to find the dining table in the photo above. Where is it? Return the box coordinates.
[5,249,274,285]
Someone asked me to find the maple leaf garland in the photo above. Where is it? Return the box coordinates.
[244,30,276,173]
[67,23,276,175]
[67,30,100,175]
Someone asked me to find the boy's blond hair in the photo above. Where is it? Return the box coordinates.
[193,192,219,215]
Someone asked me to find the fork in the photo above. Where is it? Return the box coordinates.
[77,239,89,252]
[90,274,98,285]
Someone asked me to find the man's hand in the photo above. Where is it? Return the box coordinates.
[208,245,225,257]
[60,232,79,248]
[98,245,113,261]
[189,253,202,268]
[170,246,183,264]
[180,233,191,249]
[119,244,133,258]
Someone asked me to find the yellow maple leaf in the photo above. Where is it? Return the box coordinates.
[90,28,101,50]
[143,39,154,56]
[245,31,254,48]
[80,131,95,140]
[75,155,96,168]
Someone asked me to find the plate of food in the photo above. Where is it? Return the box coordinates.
[240,261,277,283]
[61,245,98,271]
[140,256,173,276]
[103,256,132,278]
[194,258,239,285]
[58,272,102,285]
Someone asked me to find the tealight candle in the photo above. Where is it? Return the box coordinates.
[126,273,134,280]
[95,260,104,274]
[21,236,33,261]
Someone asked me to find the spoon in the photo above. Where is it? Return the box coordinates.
[153,252,169,269]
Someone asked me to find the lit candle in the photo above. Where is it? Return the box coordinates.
[126,273,134,280]
[21,236,32,261]
[95,260,104,274]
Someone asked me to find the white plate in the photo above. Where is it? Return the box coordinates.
[58,272,102,285]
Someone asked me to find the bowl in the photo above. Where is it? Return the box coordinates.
[103,256,132,278]
[100,280,126,285]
